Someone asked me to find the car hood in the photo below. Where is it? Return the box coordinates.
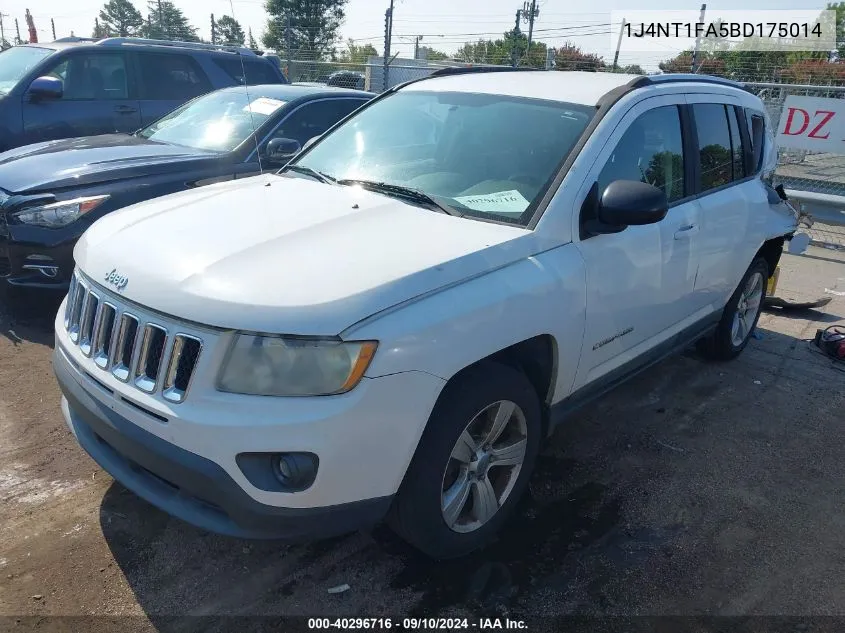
[0,135,219,193]
[75,175,535,335]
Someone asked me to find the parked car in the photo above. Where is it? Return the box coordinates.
[52,69,798,559]
[0,84,373,289]
[326,70,366,90]
[0,37,288,152]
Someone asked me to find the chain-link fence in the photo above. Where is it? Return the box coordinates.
[744,82,845,249]
[279,57,845,249]
[281,57,510,92]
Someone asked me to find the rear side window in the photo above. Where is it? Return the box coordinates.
[745,110,766,174]
[42,52,129,100]
[692,103,733,191]
[268,98,369,145]
[597,105,685,203]
[726,106,745,180]
[213,57,282,85]
[137,53,212,100]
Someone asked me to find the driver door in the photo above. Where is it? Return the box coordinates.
[21,51,141,143]
[571,96,703,390]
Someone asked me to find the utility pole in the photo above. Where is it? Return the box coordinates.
[157,0,164,39]
[285,15,291,81]
[51,18,55,40]
[511,9,521,67]
[0,12,6,48]
[383,0,393,91]
[413,34,422,60]
[524,0,539,55]
[15,17,21,44]
[210,14,215,44]
[612,18,626,71]
[25,8,37,43]
[691,3,706,73]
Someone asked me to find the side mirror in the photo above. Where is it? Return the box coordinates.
[27,76,63,101]
[264,137,301,163]
[598,180,668,227]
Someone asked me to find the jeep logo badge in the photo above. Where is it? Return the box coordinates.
[104,268,129,291]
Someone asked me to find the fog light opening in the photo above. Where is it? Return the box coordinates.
[272,453,318,490]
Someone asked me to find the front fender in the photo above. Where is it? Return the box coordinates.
[345,245,587,403]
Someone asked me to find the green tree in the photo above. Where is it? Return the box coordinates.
[621,64,644,74]
[454,33,548,68]
[97,0,143,37]
[216,15,245,45]
[141,0,199,41]
[336,38,377,63]
[420,47,449,61]
[553,42,605,71]
[263,0,348,61]
[247,27,258,49]
[827,2,845,60]
[92,18,111,38]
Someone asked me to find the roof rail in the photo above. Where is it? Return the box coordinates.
[639,73,750,91]
[429,66,543,78]
[54,36,97,42]
[96,37,256,55]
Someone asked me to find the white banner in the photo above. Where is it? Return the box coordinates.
[776,95,845,154]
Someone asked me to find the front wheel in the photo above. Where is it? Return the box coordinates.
[698,257,769,360]
[388,362,542,559]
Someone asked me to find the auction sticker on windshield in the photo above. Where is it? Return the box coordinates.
[244,97,286,116]
[453,190,530,214]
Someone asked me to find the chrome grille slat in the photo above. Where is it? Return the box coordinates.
[93,303,117,369]
[67,280,86,342]
[162,335,202,403]
[111,313,140,382]
[79,292,100,356]
[63,271,203,402]
[133,324,168,392]
[64,275,78,329]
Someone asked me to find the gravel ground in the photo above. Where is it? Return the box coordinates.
[1,246,844,632]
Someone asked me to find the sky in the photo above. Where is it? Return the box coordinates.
[8,0,831,71]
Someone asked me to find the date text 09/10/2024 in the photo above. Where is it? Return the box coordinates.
[307,618,529,630]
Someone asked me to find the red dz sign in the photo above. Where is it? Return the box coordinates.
[776,95,845,153]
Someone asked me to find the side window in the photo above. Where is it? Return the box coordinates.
[137,53,212,100]
[745,110,766,174]
[597,105,685,203]
[268,99,368,146]
[727,106,745,180]
[43,53,128,100]
[214,58,281,85]
[692,103,733,191]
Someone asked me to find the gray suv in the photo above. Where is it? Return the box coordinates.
[0,37,287,151]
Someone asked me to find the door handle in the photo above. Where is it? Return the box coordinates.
[674,223,699,239]
[114,105,137,114]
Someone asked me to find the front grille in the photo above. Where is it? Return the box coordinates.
[64,272,203,403]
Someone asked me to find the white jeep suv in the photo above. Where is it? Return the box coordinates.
[53,70,798,559]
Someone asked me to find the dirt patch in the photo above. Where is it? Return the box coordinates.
[1,250,845,631]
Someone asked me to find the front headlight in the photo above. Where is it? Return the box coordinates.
[13,195,109,228]
[217,334,378,396]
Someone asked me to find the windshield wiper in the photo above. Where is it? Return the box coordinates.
[336,179,462,217]
[282,164,337,185]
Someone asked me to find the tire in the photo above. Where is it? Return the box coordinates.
[387,361,542,559]
[698,257,769,361]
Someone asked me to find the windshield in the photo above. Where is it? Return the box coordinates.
[0,46,53,95]
[137,90,286,152]
[294,90,595,225]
